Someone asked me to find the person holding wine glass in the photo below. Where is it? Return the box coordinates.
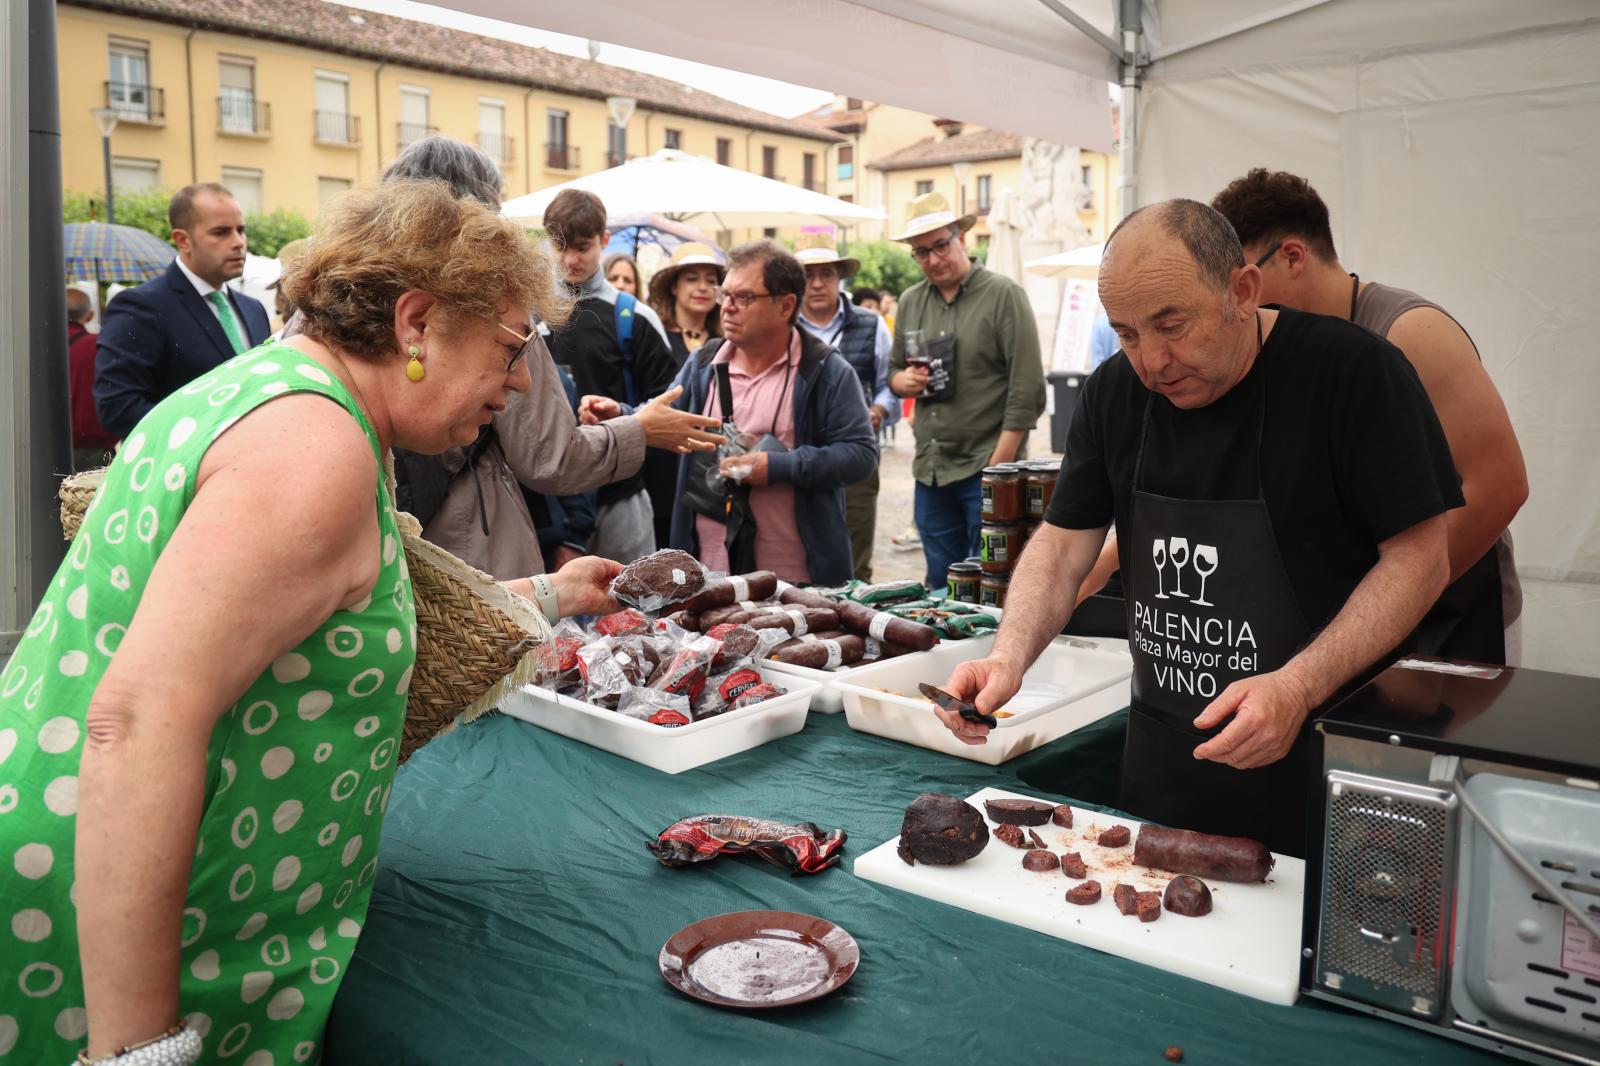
[931,200,1463,857]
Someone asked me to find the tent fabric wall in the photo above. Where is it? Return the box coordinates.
[1138,9,1600,674]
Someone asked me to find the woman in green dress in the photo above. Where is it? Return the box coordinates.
[0,179,621,1064]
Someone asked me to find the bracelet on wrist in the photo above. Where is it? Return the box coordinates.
[78,1021,202,1066]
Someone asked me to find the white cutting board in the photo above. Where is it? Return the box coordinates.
[854,787,1305,1006]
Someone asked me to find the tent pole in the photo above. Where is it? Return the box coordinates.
[1,0,71,661]
[1117,0,1143,218]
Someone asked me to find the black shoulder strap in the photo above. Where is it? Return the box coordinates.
[715,361,735,423]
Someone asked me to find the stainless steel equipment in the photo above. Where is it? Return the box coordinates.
[1306,659,1600,1065]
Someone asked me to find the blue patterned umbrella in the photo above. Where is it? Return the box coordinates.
[62,221,174,282]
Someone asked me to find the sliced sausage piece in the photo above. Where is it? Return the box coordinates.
[1162,875,1214,917]
[1113,883,1139,916]
[1065,880,1102,905]
[1097,825,1131,848]
[994,824,1029,849]
[1022,849,1060,872]
[1060,851,1088,880]
[1051,804,1074,828]
[1135,891,1162,923]
[1026,828,1048,850]
[1133,825,1274,883]
[984,799,1055,826]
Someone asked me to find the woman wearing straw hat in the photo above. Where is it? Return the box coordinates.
[0,180,621,1065]
[647,241,725,367]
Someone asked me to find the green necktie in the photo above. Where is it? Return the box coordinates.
[206,290,247,355]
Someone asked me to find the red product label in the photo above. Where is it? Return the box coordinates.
[596,609,650,637]
[705,623,738,640]
[717,668,763,702]
[647,708,692,727]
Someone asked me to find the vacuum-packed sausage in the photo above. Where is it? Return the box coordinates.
[681,572,779,613]
[1133,825,1274,883]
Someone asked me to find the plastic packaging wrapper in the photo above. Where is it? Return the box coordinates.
[885,600,1000,639]
[694,665,786,719]
[595,608,652,638]
[645,634,720,702]
[647,814,847,875]
[617,685,694,728]
[608,548,710,615]
[680,571,779,613]
[840,579,927,606]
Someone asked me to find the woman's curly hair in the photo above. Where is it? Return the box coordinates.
[281,179,569,359]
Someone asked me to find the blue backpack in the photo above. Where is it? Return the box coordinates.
[613,291,641,406]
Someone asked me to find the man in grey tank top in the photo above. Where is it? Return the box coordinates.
[1212,169,1527,664]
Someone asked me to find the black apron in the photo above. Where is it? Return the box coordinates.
[1117,319,1316,858]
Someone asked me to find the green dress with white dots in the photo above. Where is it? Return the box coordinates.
[0,340,416,1063]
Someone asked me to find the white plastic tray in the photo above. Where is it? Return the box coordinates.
[832,635,1132,764]
[762,604,1003,714]
[499,665,820,774]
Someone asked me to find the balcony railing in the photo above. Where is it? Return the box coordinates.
[606,151,627,168]
[397,122,439,149]
[104,81,164,123]
[478,132,515,165]
[218,92,270,136]
[314,110,359,145]
[544,142,580,171]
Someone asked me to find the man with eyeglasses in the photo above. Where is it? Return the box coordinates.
[661,240,877,585]
[1212,168,1527,665]
[794,233,897,581]
[887,191,1046,589]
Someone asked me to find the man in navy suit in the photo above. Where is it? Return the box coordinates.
[94,182,272,439]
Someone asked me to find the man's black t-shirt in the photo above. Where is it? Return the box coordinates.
[1045,307,1464,632]
[546,282,677,505]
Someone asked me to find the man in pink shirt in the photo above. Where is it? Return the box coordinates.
[667,241,878,585]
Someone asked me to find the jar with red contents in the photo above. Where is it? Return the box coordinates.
[980,465,1024,523]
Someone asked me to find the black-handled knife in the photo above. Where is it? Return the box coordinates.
[918,683,998,729]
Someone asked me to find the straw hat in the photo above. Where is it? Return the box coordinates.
[647,241,726,306]
[58,461,551,764]
[792,232,860,278]
[892,190,976,243]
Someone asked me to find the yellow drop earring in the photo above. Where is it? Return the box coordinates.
[405,343,426,382]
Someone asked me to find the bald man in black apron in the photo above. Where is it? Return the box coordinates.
[935,200,1463,858]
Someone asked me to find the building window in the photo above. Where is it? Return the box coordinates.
[317,176,353,207]
[976,174,993,213]
[478,98,511,164]
[546,110,576,169]
[111,156,160,193]
[803,153,817,191]
[663,128,681,150]
[107,40,155,121]
[314,72,355,144]
[716,137,732,166]
[220,166,263,215]
[763,228,777,239]
[606,122,627,167]
[218,56,264,135]
[762,146,777,179]
[846,97,863,111]
[915,179,934,196]
[836,144,853,181]
[397,86,431,148]
[1081,164,1093,187]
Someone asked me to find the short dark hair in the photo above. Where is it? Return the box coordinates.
[727,239,805,324]
[1211,168,1337,261]
[381,134,503,209]
[851,286,882,307]
[66,287,93,322]
[169,183,235,232]
[1107,199,1245,293]
[544,190,607,246]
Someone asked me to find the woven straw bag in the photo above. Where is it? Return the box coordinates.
[58,462,550,762]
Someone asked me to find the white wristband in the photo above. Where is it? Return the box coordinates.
[531,573,561,623]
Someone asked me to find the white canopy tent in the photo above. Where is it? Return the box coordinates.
[5,2,1597,675]
[1027,242,1106,279]
[501,149,887,231]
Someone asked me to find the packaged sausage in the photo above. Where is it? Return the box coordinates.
[647,814,847,875]
[616,685,694,728]
[679,571,780,613]
[608,548,711,615]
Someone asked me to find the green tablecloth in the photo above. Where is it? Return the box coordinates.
[324,709,1495,1065]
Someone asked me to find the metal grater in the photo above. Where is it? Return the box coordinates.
[1452,773,1600,1057]
[1315,771,1457,1017]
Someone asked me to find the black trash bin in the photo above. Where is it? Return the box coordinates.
[1047,371,1085,454]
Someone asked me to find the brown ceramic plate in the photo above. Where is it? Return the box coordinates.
[658,909,860,1009]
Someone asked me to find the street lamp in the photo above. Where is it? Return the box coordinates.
[952,160,973,216]
[606,96,636,167]
[89,106,120,224]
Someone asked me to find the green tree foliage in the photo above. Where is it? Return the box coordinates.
[847,240,922,297]
[63,188,175,246]
[243,208,314,258]
[63,190,314,259]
